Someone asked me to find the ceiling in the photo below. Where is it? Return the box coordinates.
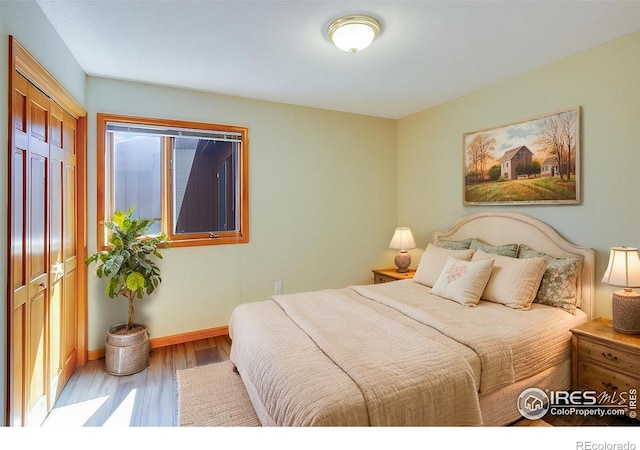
[37,0,640,119]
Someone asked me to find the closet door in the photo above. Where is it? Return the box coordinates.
[8,37,86,427]
[61,110,79,385]
[48,103,64,405]
[9,72,79,426]
[48,103,79,404]
[10,67,29,428]
[49,102,78,402]
[26,80,51,427]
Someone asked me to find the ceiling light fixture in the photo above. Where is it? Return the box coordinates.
[327,14,381,53]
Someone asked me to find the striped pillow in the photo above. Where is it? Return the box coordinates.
[472,249,547,310]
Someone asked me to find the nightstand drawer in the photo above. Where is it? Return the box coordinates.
[577,360,640,394]
[374,273,395,284]
[372,269,416,284]
[579,339,640,376]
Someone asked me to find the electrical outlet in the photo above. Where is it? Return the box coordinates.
[275,280,283,294]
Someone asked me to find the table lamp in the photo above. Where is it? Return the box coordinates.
[601,246,640,334]
[389,227,416,273]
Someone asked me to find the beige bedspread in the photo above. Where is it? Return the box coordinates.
[229,280,586,426]
[353,280,587,392]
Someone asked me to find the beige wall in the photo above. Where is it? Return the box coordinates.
[398,31,640,319]
[86,77,398,351]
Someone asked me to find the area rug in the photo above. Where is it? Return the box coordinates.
[176,361,261,427]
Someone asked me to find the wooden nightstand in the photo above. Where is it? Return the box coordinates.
[372,268,416,284]
[571,317,640,414]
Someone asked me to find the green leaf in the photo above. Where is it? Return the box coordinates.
[112,210,127,230]
[106,278,118,298]
[125,272,146,292]
[103,255,124,276]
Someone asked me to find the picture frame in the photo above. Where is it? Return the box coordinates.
[463,106,580,205]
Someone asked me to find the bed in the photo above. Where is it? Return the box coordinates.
[228,212,595,426]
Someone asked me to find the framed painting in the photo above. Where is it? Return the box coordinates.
[463,107,581,205]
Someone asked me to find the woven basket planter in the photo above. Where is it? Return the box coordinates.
[105,324,150,376]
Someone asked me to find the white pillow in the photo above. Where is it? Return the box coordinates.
[413,244,476,287]
[471,249,547,310]
[430,257,495,307]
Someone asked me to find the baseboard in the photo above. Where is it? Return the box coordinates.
[87,325,230,361]
[149,325,230,349]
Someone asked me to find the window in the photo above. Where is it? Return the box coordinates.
[97,114,248,248]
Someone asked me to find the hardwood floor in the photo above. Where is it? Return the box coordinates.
[41,335,231,427]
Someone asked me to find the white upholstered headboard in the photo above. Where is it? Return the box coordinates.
[433,212,595,319]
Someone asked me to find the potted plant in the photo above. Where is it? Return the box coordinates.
[86,207,169,376]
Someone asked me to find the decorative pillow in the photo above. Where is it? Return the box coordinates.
[469,238,519,258]
[413,244,476,288]
[430,257,495,307]
[436,238,473,250]
[518,244,581,314]
[471,249,547,310]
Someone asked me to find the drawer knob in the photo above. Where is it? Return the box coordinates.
[602,381,618,391]
[601,352,618,362]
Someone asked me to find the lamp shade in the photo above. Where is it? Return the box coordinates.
[602,247,640,288]
[327,15,381,53]
[389,227,416,251]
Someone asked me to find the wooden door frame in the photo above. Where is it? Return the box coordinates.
[6,36,88,425]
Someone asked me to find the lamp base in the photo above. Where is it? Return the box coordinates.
[394,250,411,273]
[612,290,640,334]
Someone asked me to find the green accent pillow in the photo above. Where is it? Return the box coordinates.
[469,238,519,258]
[518,244,581,314]
[436,238,473,250]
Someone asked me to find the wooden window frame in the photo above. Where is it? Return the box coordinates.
[97,113,249,249]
